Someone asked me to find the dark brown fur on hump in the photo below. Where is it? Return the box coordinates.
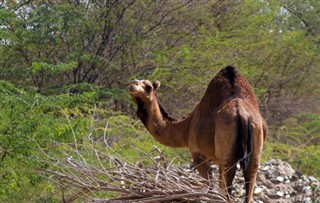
[200,66,258,109]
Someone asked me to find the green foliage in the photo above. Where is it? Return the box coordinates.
[29,61,77,75]
[0,81,189,201]
[1,0,319,117]
[271,113,320,146]
[0,82,99,201]
[0,0,320,201]
[0,80,25,95]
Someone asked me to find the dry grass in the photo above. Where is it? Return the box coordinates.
[38,144,227,202]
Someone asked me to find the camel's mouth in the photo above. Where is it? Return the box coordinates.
[128,79,156,97]
[128,85,138,94]
[128,80,142,94]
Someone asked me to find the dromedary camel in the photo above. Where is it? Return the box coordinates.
[128,66,267,203]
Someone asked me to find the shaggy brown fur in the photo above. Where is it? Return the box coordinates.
[129,66,267,203]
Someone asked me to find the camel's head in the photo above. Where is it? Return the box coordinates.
[129,79,161,103]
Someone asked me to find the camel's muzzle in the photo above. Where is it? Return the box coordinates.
[128,80,141,93]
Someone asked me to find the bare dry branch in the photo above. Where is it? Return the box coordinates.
[38,145,227,202]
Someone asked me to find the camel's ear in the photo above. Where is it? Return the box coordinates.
[153,81,161,90]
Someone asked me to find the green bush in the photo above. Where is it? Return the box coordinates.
[0,81,189,201]
[0,82,100,201]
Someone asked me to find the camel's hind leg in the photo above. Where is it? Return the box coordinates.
[243,124,264,203]
[243,156,259,203]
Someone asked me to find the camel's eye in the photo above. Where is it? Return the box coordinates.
[145,85,152,93]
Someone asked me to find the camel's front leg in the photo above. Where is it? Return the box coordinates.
[191,152,211,179]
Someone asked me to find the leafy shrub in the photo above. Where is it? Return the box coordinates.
[0,81,189,201]
[0,82,100,201]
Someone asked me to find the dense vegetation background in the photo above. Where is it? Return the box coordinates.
[0,0,319,201]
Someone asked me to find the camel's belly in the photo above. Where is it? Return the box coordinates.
[188,132,217,162]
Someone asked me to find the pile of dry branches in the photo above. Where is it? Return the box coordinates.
[39,145,227,202]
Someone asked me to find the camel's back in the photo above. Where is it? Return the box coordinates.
[199,66,259,111]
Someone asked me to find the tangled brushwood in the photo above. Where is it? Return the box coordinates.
[38,142,320,202]
[38,145,227,202]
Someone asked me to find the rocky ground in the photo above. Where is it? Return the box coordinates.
[215,159,320,203]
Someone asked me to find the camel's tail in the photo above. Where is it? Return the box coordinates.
[237,114,253,170]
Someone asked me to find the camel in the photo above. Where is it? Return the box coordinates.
[128,66,267,203]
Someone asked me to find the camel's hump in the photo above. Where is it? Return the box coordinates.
[201,65,256,106]
[217,65,239,85]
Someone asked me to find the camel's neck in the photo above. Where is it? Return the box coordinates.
[136,97,190,148]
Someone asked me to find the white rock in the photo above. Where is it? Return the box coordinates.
[309,176,318,182]
[303,197,312,203]
[303,185,312,195]
[276,176,284,182]
[276,191,284,197]
[261,165,270,171]
[254,186,263,194]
